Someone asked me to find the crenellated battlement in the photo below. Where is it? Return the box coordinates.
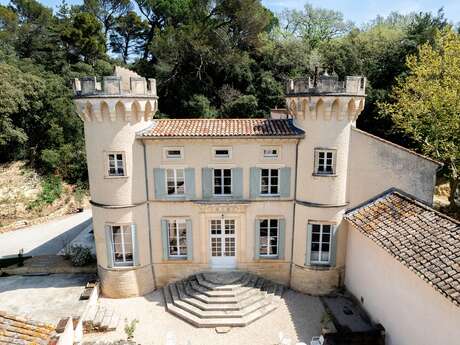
[73,75,157,97]
[286,75,366,96]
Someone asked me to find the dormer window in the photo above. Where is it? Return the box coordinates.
[106,152,126,177]
[314,149,336,175]
[213,147,232,159]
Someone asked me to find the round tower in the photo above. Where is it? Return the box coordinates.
[286,74,366,294]
[73,67,158,297]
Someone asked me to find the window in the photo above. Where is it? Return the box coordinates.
[164,147,184,160]
[166,168,185,195]
[310,223,331,264]
[168,220,187,257]
[213,169,232,195]
[261,169,279,195]
[263,147,279,159]
[259,219,279,256]
[110,224,133,266]
[213,147,232,159]
[107,152,125,177]
[315,149,336,175]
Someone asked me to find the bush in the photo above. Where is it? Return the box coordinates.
[28,175,63,209]
[68,245,95,266]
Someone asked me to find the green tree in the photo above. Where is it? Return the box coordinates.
[60,11,107,63]
[83,0,132,39]
[110,11,147,63]
[280,3,353,49]
[380,29,460,209]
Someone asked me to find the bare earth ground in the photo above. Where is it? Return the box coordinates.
[83,289,325,345]
[0,161,89,233]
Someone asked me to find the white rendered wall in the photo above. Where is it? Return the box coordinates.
[348,128,439,207]
[345,226,460,345]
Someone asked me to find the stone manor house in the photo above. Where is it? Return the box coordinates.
[73,68,460,344]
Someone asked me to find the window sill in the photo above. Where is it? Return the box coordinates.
[259,194,280,197]
[104,175,129,179]
[166,256,189,261]
[258,256,280,261]
[111,264,135,270]
[305,264,332,271]
[312,173,337,177]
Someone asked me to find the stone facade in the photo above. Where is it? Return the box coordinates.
[73,69,441,298]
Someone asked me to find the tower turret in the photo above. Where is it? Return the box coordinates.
[73,67,158,297]
[287,74,367,295]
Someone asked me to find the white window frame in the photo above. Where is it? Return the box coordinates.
[314,149,336,175]
[310,223,332,265]
[167,219,188,258]
[109,223,134,267]
[260,168,279,195]
[165,168,185,195]
[105,151,127,177]
[259,218,279,257]
[163,147,184,160]
[213,147,232,160]
[262,146,280,160]
[213,168,232,196]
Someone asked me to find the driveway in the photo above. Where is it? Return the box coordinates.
[0,209,92,258]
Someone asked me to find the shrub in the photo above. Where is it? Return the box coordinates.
[124,318,139,340]
[68,245,95,266]
[28,175,63,209]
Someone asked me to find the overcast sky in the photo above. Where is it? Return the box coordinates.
[1,0,459,26]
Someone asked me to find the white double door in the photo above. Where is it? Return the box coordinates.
[210,218,237,269]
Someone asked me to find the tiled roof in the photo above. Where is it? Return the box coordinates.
[138,118,304,138]
[0,310,57,344]
[345,190,460,306]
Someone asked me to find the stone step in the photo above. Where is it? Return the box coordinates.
[93,306,106,328]
[196,273,252,291]
[176,282,244,311]
[164,287,279,328]
[169,284,274,319]
[188,279,260,299]
[183,282,239,304]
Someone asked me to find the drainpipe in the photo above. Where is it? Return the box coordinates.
[143,140,157,288]
[288,138,300,287]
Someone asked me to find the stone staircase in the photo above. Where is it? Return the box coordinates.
[82,305,120,333]
[163,272,285,328]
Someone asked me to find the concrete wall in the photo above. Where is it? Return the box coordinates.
[348,128,439,207]
[345,225,460,345]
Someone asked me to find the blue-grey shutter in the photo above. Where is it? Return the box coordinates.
[186,219,193,261]
[202,168,213,199]
[250,167,261,198]
[131,224,139,266]
[279,167,291,198]
[185,168,195,199]
[254,219,260,260]
[154,168,166,199]
[232,168,243,199]
[278,219,286,260]
[161,219,169,260]
[105,225,114,268]
[305,224,312,266]
[330,224,338,267]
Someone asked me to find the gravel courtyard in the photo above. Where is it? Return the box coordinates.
[83,288,325,345]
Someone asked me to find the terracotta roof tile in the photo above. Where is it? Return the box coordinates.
[345,190,460,306]
[0,310,57,345]
[137,118,304,138]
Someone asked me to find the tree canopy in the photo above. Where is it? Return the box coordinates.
[380,29,460,209]
[0,0,457,209]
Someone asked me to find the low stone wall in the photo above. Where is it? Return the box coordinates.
[239,261,291,285]
[98,265,155,298]
[153,262,209,287]
[290,264,344,295]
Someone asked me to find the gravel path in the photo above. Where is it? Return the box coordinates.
[83,288,325,345]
